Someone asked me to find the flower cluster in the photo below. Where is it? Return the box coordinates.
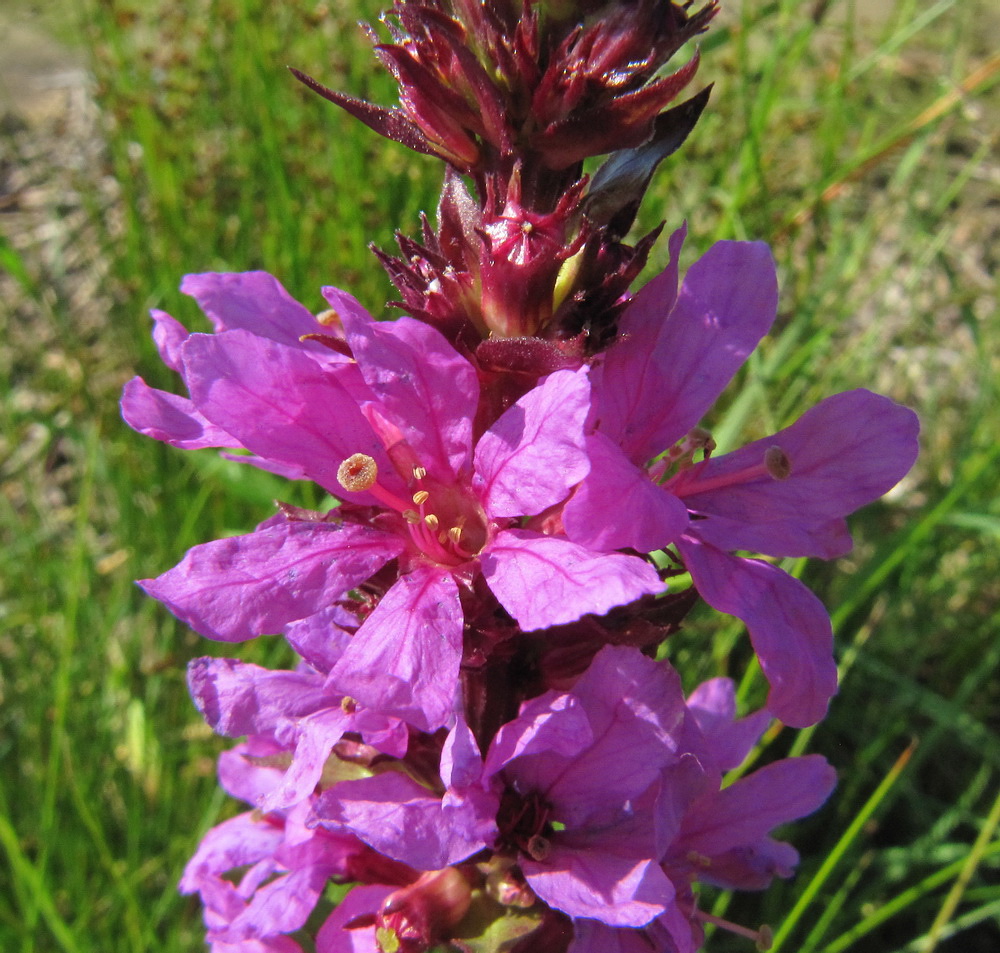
[123,2,919,951]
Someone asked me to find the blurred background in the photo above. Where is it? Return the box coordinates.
[1,0,997,950]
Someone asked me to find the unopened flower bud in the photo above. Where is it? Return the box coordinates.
[376,867,472,953]
[484,858,537,908]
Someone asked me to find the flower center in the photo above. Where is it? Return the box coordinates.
[495,788,556,863]
[337,453,489,567]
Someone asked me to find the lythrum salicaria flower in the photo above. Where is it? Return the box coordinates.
[315,646,835,949]
[123,273,664,732]
[568,676,836,953]
[563,226,920,727]
[179,738,420,953]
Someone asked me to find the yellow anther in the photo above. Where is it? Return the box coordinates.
[340,696,357,714]
[424,514,440,531]
[315,307,340,327]
[412,466,427,480]
[402,509,420,524]
[764,445,792,480]
[448,526,463,545]
[338,453,378,492]
[412,490,430,506]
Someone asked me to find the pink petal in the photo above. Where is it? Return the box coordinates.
[182,330,393,501]
[211,938,302,953]
[483,530,665,631]
[440,716,485,791]
[258,708,352,811]
[562,432,688,552]
[691,515,853,560]
[522,847,675,927]
[218,740,288,805]
[181,271,329,350]
[592,224,686,444]
[694,836,800,891]
[338,309,478,481]
[670,390,920,555]
[228,864,331,938]
[121,377,239,450]
[315,885,395,953]
[679,755,836,856]
[679,535,837,727]
[569,916,697,953]
[686,677,771,772]
[187,657,331,736]
[180,813,284,893]
[320,285,378,330]
[316,772,493,870]
[329,568,462,732]
[140,519,401,642]
[150,308,189,371]
[474,367,591,518]
[218,451,312,482]
[484,692,592,780]
[542,647,688,826]
[284,605,356,674]
[599,237,776,463]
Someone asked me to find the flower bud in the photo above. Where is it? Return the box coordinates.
[375,867,472,953]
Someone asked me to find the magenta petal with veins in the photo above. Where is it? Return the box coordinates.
[565,239,919,726]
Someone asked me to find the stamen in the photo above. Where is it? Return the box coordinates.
[338,453,378,492]
[526,834,550,861]
[340,696,357,714]
[686,850,712,868]
[402,509,420,524]
[412,490,430,506]
[337,453,417,513]
[691,909,773,950]
[412,466,427,480]
[424,514,440,531]
[315,307,340,327]
[689,426,716,456]
[764,445,791,480]
[670,439,791,497]
[448,526,463,545]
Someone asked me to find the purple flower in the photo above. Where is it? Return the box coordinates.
[318,645,836,944]
[124,273,664,732]
[481,646,698,928]
[665,677,836,891]
[566,676,836,953]
[180,740,417,953]
[187,651,408,812]
[563,227,920,726]
[318,646,707,929]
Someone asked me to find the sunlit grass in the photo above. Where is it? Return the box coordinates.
[1,0,997,950]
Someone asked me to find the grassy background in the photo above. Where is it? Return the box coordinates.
[1,0,998,950]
